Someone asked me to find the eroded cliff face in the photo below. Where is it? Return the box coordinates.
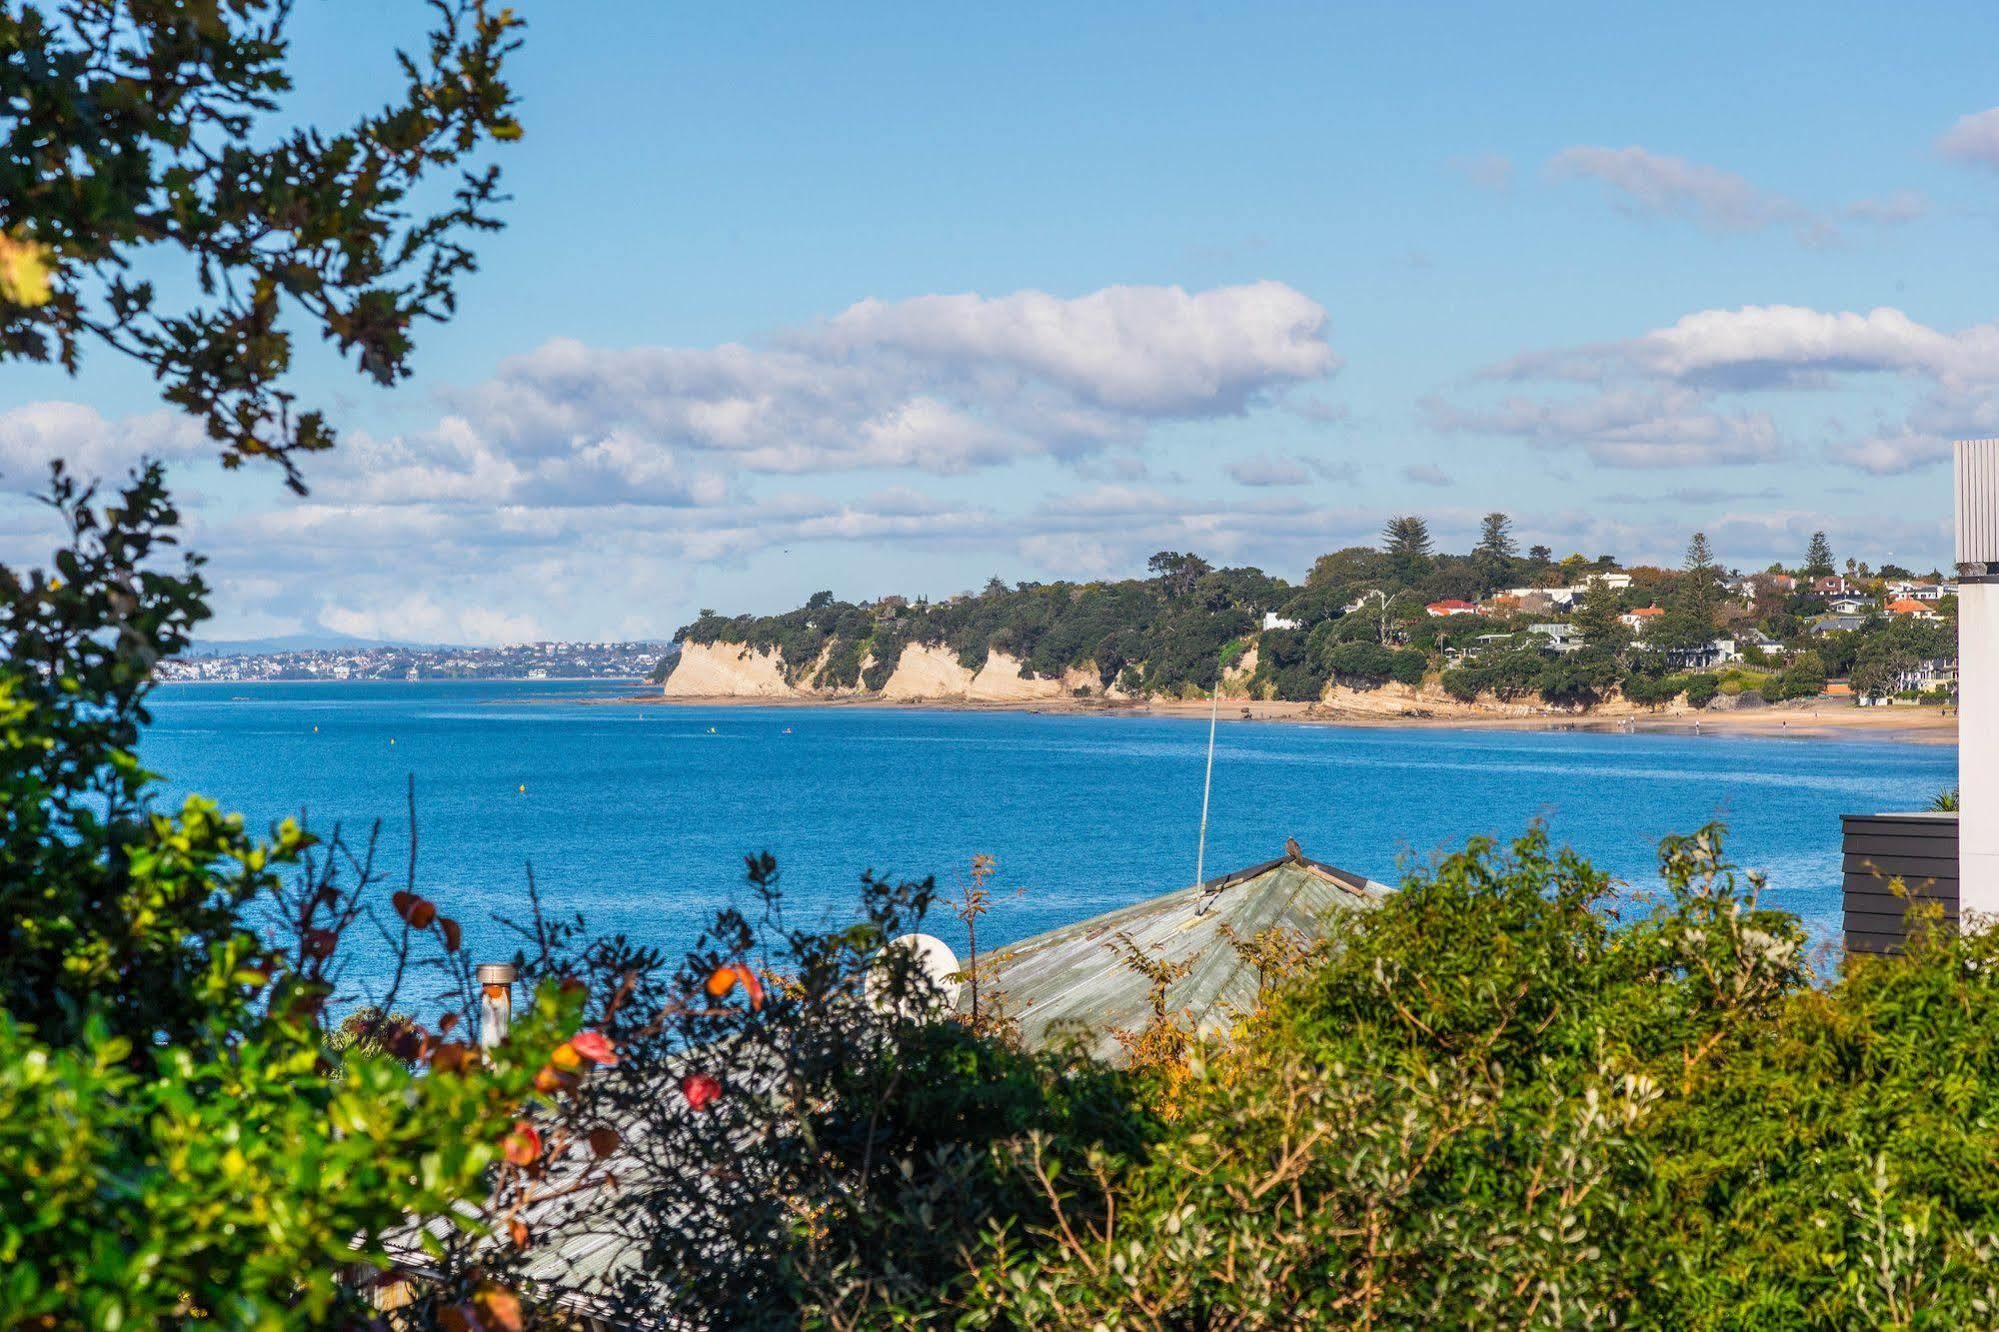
[657,642,794,697]
[661,640,1107,702]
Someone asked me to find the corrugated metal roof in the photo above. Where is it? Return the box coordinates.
[966,851,1389,1061]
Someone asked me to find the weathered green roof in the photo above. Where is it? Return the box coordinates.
[967,850,1389,1062]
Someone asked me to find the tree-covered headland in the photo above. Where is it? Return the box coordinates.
[678,516,1958,710]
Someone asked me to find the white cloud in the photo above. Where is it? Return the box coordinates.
[1425,386,1783,469]
[363,281,1344,501]
[1225,452,1357,488]
[1940,107,1999,170]
[1227,454,1311,487]
[1546,145,1811,236]
[1846,190,1929,224]
[319,593,543,646]
[0,402,208,493]
[1826,428,1953,475]
[1459,303,1999,476]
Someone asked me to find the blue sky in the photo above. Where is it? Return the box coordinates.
[11,1,1999,642]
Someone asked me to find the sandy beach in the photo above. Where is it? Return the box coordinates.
[614,688,1957,744]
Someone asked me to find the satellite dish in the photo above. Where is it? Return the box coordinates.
[866,932,963,1016]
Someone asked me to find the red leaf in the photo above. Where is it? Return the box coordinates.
[508,1217,531,1248]
[502,1120,541,1166]
[301,928,337,959]
[392,891,438,930]
[587,1125,621,1158]
[439,916,462,952]
[680,1071,723,1111]
[568,1029,618,1066]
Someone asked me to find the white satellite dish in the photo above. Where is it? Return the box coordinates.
[866,932,963,1016]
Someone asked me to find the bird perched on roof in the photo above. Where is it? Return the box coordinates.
[1284,836,1303,861]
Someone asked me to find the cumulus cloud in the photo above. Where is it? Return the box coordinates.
[1940,107,1999,170]
[0,402,208,493]
[1425,386,1783,469]
[1826,428,1954,476]
[1546,145,1810,235]
[334,281,1342,507]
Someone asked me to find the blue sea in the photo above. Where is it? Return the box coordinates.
[142,680,1956,990]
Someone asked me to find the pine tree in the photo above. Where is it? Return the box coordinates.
[1678,531,1721,636]
[1804,531,1835,577]
[1380,515,1433,560]
[1571,578,1629,656]
[1474,512,1518,561]
[1380,515,1434,584]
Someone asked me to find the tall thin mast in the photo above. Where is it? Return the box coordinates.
[1194,676,1220,886]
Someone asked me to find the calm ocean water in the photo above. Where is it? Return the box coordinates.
[142,680,1956,987]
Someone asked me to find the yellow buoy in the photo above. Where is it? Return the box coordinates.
[518,783,526,794]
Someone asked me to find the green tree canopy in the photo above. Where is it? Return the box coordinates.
[0,1,525,489]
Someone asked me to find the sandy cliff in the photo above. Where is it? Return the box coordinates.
[657,642,794,698]
[662,639,1103,703]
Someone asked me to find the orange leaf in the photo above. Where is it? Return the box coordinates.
[509,1217,531,1248]
[704,965,738,999]
[473,1286,525,1332]
[550,1040,583,1073]
[533,1064,578,1096]
[502,1120,541,1166]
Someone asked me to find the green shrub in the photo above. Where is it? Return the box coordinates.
[1683,673,1720,707]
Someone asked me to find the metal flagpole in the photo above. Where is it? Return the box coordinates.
[1195,677,1220,886]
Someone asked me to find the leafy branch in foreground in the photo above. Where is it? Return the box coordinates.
[0,1,525,488]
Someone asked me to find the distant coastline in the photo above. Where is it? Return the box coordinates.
[620,686,1957,745]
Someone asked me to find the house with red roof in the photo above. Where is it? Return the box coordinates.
[1619,605,1666,633]
[1886,598,1939,620]
[1424,599,1478,617]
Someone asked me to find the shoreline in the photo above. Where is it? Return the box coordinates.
[612,689,1958,745]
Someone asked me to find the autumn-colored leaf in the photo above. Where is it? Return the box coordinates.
[533,1064,578,1096]
[430,1041,476,1075]
[509,1217,531,1248]
[0,230,54,307]
[302,928,337,959]
[473,1285,525,1332]
[680,1071,723,1111]
[502,1120,541,1166]
[587,1125,621,1158]
[568,1029,618,1066]
[705,962,766,1011]
[439,915,462,952]
[550,1040,583,1072]
[392,890,437,929]
[438,1011,459,1035]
